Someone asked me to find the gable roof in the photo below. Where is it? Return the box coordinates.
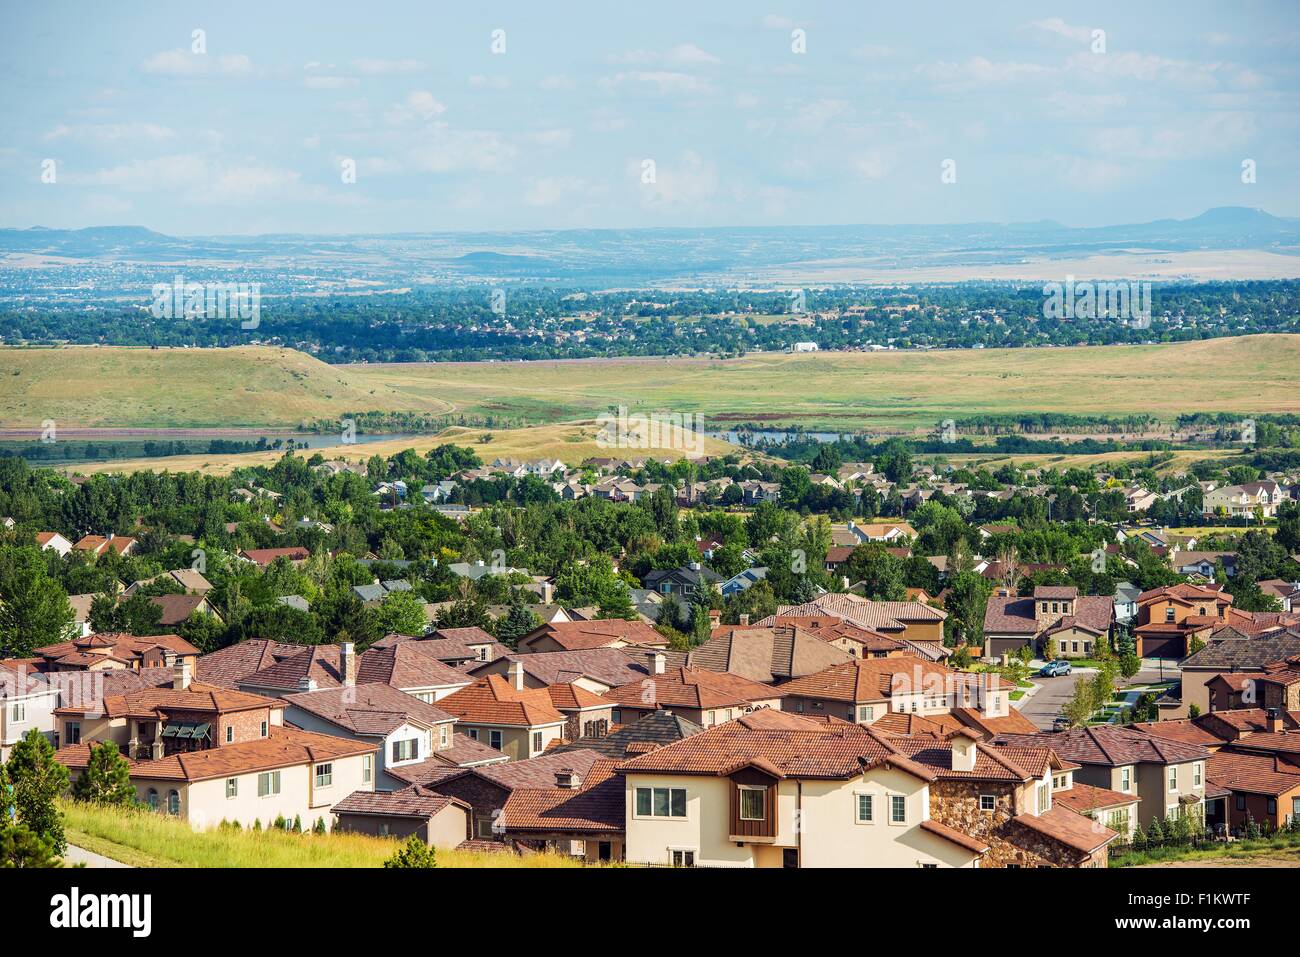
[500,759,625,834]
[196,640,305,688]
[520,619,670,651]
[688,625,854,683]
[332,785,468,819]
[470,647,653,688]
[550,711,704,759]
[993,725,1209,767]
[356,643,473,691]
[777,655,1011,704]
[437,675,570,727]
[283,682,455,736]
[55,680,273,719]
[603,666,782,711]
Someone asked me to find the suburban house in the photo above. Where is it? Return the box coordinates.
[994,725,1208,829]
[1203,481,1284,519]
[1133,583,1234,659]
[73,533,138,558]
[499,758,626,862]
[550,711,704,760]
[691,624,855,681]
[31,632,200,674]
[1176,633,1300,718]
[52,660,377,830]
[148,593,223,628]
[777,655,1016,728]
[371,627,508,667]
[516,619,671,654]
[982,586,1115,659]
[1173,550,1238,581]
[602,662,785,728]
[355,643,474,701]
[435,672,573,759]
[237,546,311,567]
[618,710,1118,868]
[196,639,312,688]
[331,786,471,847]
[468,646,664,693]
[36,531,74,557]
[642,563,725,600]
[0,663,60,761]
[124,569,214,597]
[761,593,948,646]
[721,566,768,597]
[282,682,462,789]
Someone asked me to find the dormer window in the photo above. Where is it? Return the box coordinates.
[1165,607,1175,622]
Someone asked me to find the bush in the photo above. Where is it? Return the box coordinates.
[383,835,438,868]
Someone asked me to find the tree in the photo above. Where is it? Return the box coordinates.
[1119,653,1141,679]
[0,821,60,868]
[383,834,438,868]
[495,601,541,648]
[843,543,905,601]
[5,728,68,853]
[0,545,75,657]
[71,741,136,806]
[373,590,429,637]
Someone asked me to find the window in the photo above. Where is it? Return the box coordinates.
[260,720,268,737]
[1193,763,1202,787]
[1107,809,1130,833]
[392,738,420,763]
[1120,767,1132,792]
[738,786,766,821]
[857,705,875,722]
[362,754,372,784]
[1037,783,1050,814]
[1167,766,1178,792]
[225,725,234,743]
[856,794,874,823]
[466,728,479,741]
[225,778,238,799]
[979,794,996,812]
[889,795,906,824]
[379,823,390,837]
[489,729,503,751]
[531,731,542,752]
[635,786,686,818]
[167,790,180,815]
[670,849,695,868]
[438,724,450,749]
[1236,795,1247,811]
[1292,797,1300,821]
[65,722,81,746]
[147,788,159,810]
[1165,607,1176,622]
[1053,774,1067,789]
[10,702,25,723]
[315,763,333,788]
[1267,798,1277,815]
[257,770,281,797]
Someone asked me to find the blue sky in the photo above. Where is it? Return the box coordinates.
[1,1,1297,234]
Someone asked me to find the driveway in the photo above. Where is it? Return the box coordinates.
[1019,669,1087,730]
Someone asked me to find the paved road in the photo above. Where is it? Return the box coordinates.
[1020,671,1085,730]
[64,843,131,868]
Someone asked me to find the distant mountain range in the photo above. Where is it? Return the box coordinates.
[1,207,1297,287]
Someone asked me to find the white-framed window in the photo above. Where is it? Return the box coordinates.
[855,793,874,823]
[392,738,419,763]
[1037,783,1050,814]
[257,770,281,797]
[362,754,372,783]
[260,720,268,737]
[1119,767,1132,792]
[1167,766,1178,792]
[738,785,766,821]
[225,778,238,799]
[10,701,25,723]
[1053,774,1068,789]
[979,794,996,812]
[1193,762,1203,787]
[490,729,504,751]
[225,725,234,743]
[438,724,450,748]
[669,848,696,868]
[531,731,542,752]
[65,721,81,745]
[466,728,479,741]
[635,786,686,818]
[889,794,906,824]
[315,763,333,788]
[857,705,875,722]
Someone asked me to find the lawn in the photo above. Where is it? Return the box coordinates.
[60,800,586,868]
[1114,835,1300,868]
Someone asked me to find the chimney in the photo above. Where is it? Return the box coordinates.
[739,614,750,626]
[339,641,356,688]
[172,658,192,691]
[507,659,526,691]
[554,769,582,790]
[951,734,977,773]
[1267,708,1284,734]
[646,651,666,675]
[541,581,554,604]
[298,676,316,693]
[689,561,701,571]
[708,609,721,629]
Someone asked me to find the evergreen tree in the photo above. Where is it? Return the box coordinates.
[71,741,136,806]
[383,834,438,868]
[0,820,60,868]
[5,729,68,853]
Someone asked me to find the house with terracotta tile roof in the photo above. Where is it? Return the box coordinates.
[777,655,1015,728]
[33,632,200,674]
[283,682,468,789]
[468,646,662,693]
[690,624,856,683]
[499,758,626,862]
[516,618,671,654]
[982,586,1114,660]
[436,670,585,760]
[35,531,73,557]
[617,710,1116,868]
[602,663,785,728]
[1177,632,1300,717]
[332,785,471,848]
[237,546,311,567]
[53,658,377,829]
[0,662,59,761]
[993,725,1208,828]
[73,533,137,558]
[1133,583,1233,660]
[760,592,948,645]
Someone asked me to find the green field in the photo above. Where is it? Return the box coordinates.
[2,335,1298,434]
[61,800,584,868]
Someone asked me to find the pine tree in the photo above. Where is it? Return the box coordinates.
[71,741,135,806]
[5,729,68,853]
[0,820,60,868]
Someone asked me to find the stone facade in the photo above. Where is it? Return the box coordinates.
[929,780,1103,868]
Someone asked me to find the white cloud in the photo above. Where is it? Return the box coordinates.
[141,49,254,77]
[599,71,713,96]
[524,176,587,207]
[468,74,511,90]
[385,90,448,124]
[352,58,427,75]
[916,57,1054,92]
[1032,18,1094,44]
[632,149,717,207]
[44,122,175,143]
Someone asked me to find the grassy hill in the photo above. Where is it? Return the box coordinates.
[2,335,1298,434]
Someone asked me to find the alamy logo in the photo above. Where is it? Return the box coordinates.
[50,887,152,938]
[150,275,261,329]
[1042,275,1151,328]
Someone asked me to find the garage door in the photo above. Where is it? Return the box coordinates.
[1139,634,1185,659]
[987,637,1031,658]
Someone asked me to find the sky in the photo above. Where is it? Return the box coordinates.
[1,0,1297,235]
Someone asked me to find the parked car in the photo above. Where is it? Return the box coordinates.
[1040,659,1072,677]
[1052,716,1072,731]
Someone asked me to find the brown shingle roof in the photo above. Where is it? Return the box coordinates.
[197,640,304,688]
[995,725,1209,766]
[283,682,454,736]
[689,625,854,682]
[777,655,1011,704]
[521,619,670,651]
[603,666,781,710]
[332,784,468,819]
[356,643,473,691]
